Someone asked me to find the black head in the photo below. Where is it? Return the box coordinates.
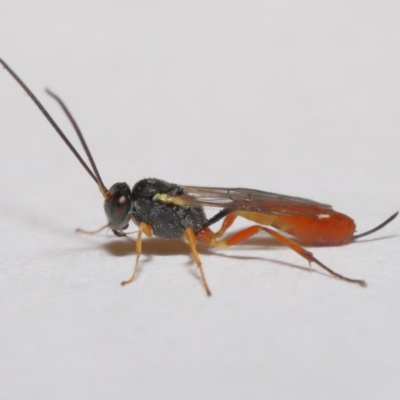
[104,182,132,232]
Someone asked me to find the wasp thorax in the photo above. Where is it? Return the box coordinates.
[104,182,132,229]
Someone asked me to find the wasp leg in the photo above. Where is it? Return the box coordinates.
[196,225,367,287]
[76,224,109,235]
[121,222,152,286]
[185,227,212,296]
[214,215,237,239]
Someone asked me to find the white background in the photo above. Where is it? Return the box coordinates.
[0,1,399,399]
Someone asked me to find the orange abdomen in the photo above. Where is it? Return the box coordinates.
[277,211,356,245]
[237,207,356,245]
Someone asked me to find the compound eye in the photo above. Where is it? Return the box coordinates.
[110,194,130,226]
[104,182,131,229]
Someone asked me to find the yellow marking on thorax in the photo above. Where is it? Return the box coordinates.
[153,193,186,205]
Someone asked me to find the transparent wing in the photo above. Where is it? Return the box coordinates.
[172,186,332,217]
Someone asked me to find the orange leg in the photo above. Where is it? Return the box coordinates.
[214,214,237,238]
[196,225,367,287]
[121,222,153,286]
[185,227,212,296]
[76,224,109,235]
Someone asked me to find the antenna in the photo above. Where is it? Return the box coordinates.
[0,58,109,198]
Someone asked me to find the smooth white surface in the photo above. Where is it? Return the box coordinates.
[0,1,399,399]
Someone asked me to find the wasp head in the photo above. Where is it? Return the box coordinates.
[104,182,132,234]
